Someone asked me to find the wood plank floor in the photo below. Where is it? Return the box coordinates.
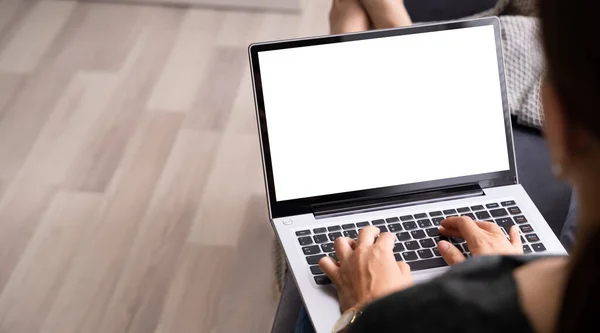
[0,0,330,332]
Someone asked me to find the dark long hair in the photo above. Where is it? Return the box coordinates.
[539,1,600,332]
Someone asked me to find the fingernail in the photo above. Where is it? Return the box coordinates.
[439,241,449,252]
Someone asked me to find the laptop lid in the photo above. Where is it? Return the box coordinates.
[249,17,517,219]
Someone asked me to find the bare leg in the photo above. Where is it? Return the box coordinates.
[329,0,371,34]
[360,0,412,29]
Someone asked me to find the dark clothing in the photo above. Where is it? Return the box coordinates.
[349,256,537,333]
[404,0,497,22]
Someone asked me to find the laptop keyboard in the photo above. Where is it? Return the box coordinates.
[296,200,547,285]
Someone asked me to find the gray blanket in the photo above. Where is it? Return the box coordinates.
[473,0,544,129]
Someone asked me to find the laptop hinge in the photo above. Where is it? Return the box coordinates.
[312,184,484,219]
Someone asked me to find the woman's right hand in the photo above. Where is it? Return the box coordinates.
[437,216,523,265]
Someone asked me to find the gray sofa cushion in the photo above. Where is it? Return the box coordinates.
[512,124,571,235]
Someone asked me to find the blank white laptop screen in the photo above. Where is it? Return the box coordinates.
[258,25,510,202]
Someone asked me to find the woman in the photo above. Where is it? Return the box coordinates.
[296,0,599,332]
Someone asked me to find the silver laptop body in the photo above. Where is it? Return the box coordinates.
[248,17,567,333]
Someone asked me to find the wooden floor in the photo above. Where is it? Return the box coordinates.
[0,0,329,332]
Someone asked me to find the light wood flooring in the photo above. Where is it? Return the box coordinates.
[0,0,330,332]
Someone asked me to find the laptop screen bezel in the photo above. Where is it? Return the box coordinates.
[249,17,517,219]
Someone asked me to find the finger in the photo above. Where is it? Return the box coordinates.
[438,226,463,238]
[397,261,411,274]
[334,237,355,263]
[374,232,396,251]
[318,256,340,283]
[441,218,496,232]
[508,225,523,248]
[438,240,466,265]
[441,216,481,243]
[474,220,503,234]
[357,226,380,248]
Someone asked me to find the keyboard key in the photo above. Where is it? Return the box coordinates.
[475,211,491,220]
[411,230,426,239]
[521,236,526,243]
[461,213,476,220]
[432,217,444,226]
[532,243,546,252]
[296,230,311,236]
[372,219,385,225]
[400,215,414,221]
[495,217,515,234]
[328,232,343,241]
[394,253,403,262]
[525,234,540,243]
[508,206,522,215]
[414,213,427,219]
[377,225,388,233]
[343,230,358,239]
[429,211,443,217]
[393,243,405,252]
[514,216,528,224]
[313,234,328,243]
[313,227,327,234]
[417,219,432,228]
[486,203,500,209]
[314,275,331,285]
[405,241,420,250]
[471,205,485,211]
[402,221,418,230]
[457,207,470,213]
[386,217,400,223]
[490,208,508,217]
[519,224,534,233]
[306,254,326,265]
[321,243,335,252]
[407,257,448,271]
[426,228,440,237]
[327,226,341,232]
[388,223,402,232]
[356,222,370,228]
[328,253,338,261]
[298,236,313,246]
[310,265,323,275]
[443,209,457,215]
[402,251,419,261]
[418,249,434,259]
[523,245,532,253]
[302,245,320,255]
[451,237,465,244]
[501,200,516,206]
[419,238,436,248]
[432,248,441,256]
[342,223,355,230]
[397,232,411,241]
[462,243,469,252]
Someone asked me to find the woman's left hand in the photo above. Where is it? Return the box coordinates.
[318,226,414,312]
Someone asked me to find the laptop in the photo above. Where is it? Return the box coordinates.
[248,17,567,333]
